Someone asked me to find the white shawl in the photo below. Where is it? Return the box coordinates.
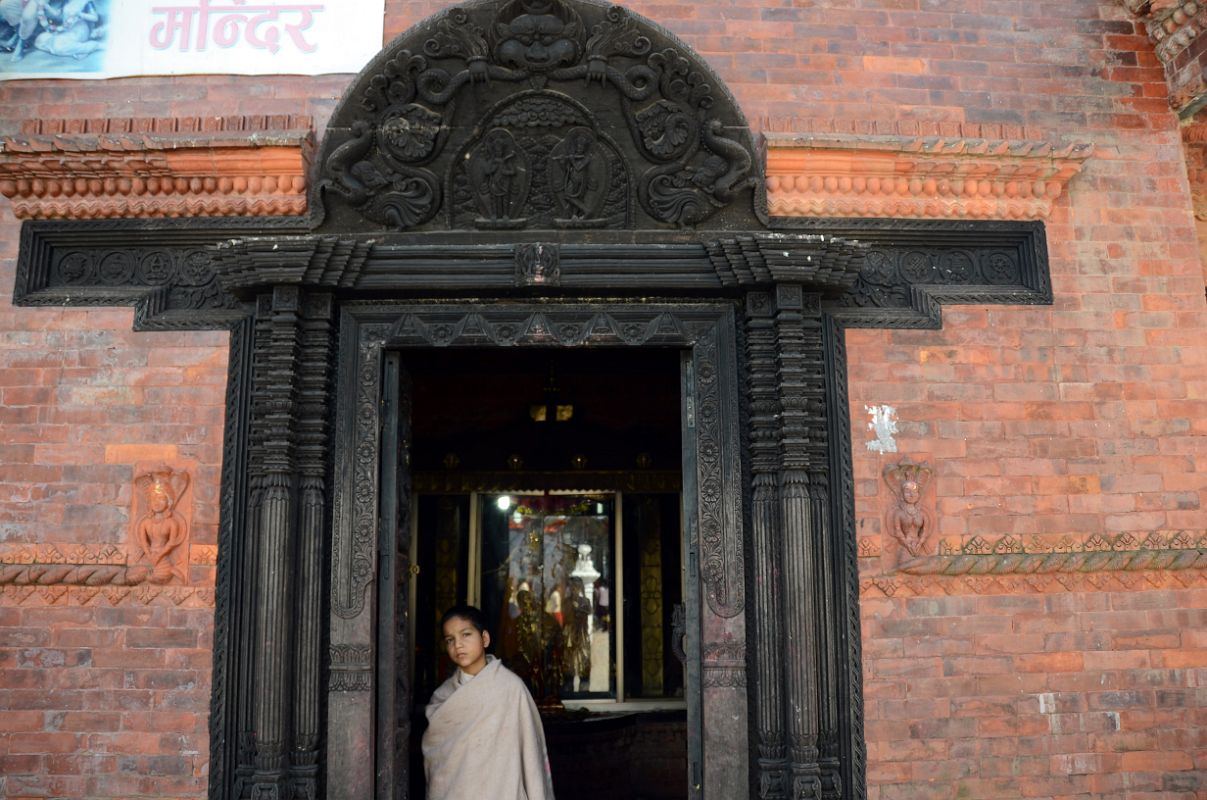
[422,656,554,800]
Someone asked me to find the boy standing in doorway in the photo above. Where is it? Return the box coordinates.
[422,605,555,800]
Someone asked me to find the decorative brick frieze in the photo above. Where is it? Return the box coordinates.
[0,115,313,220]
[764,130,1092,221]
[860,531,1207,596]
[0,542,217,568]
[0,584,216,606]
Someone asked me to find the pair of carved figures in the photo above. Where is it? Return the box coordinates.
[467,126,607,226]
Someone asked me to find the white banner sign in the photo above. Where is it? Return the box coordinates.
[0,0,384,80]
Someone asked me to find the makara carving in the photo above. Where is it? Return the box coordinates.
[316,0,759,232]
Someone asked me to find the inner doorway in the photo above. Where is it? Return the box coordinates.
[402,347,689,799]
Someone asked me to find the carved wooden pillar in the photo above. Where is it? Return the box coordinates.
[771,284,836,800]
[246,286,304,799]
[745,291,788,800]
[291,294,335,800]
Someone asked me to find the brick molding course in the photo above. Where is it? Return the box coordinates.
[0,115,313,220]
[764,131,1093,221]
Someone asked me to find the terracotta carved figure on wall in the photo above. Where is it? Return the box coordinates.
[883,460,933,562]
[132,467,191,584]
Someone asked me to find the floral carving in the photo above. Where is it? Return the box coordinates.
[862,531,1207,597]
[379,105,443,163]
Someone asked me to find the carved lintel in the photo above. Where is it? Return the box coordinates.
[764,130,1092,220]
[706,234,866,292]
[211,236,375,294]
[0,115,313,220]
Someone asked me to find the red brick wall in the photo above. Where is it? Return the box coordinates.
[2,1,1206,798]
[832,1,1207,797]
[0,223,227,796]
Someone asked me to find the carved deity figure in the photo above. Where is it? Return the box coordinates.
[883,460,933,564]
[468,128,530,224]
[132,468,191,584]
[549,127,607,222]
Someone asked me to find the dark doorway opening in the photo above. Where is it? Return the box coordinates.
[402,347,690,799]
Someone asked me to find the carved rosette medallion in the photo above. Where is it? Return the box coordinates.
[316,0,760,232]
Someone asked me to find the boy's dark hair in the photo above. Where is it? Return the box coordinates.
[440,604,489,635]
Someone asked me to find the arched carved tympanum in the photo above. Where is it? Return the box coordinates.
[313,0,763,232]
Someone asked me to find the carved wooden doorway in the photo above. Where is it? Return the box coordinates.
[5,1,1056,798]
[325,302,747,799]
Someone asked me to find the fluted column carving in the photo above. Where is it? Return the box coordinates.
[291,294,335,800]
[745,292,788,799]
[253,473,295,787]
[773,285,826,800]
[246,287,304,799]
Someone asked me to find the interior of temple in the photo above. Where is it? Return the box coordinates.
[403,347,689,798]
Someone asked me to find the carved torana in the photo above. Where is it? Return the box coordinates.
[0,115,313,220]
[315,0,760,232]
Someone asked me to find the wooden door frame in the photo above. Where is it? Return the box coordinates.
[327,300,747,798]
